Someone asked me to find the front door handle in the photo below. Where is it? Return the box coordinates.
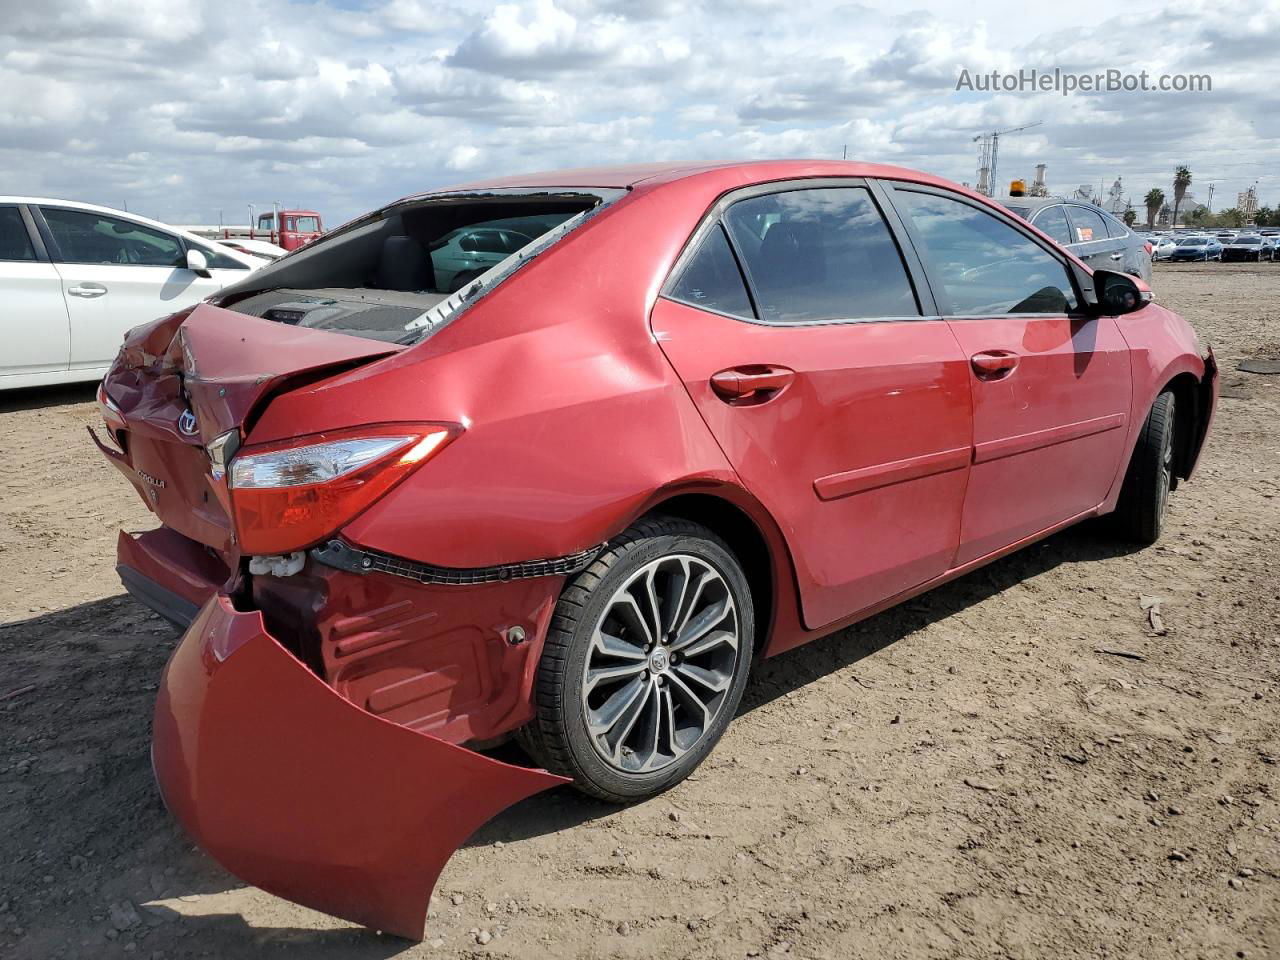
[970,351,1019,380]
[1109,252,1124,261]
[68,283,108,298]
[710,365,795,402]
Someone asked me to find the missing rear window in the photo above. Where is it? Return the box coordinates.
[219,189,619,343]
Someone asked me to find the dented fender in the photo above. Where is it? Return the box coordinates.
[153,595,568,940]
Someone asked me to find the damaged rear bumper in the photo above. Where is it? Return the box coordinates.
[153,594,568,940]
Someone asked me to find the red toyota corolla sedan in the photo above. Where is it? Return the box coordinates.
[93,160,1217,939]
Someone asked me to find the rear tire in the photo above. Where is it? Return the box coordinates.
[529,516,754,803]
[1113,391,1176,544]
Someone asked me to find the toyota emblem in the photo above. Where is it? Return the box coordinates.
[177,409,199,437]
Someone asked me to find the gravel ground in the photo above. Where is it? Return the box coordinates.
[1,262,1278,960]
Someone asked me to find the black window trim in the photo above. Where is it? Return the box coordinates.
[877,180,1091,321]
[660,176,941,328]
[32,203,188,268]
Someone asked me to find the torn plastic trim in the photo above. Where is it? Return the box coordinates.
[153,595,568,941]
[312,537,602,586]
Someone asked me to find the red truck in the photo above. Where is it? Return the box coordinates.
[184,203,325,255]
[250,205,324,251]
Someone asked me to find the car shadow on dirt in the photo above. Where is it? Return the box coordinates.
[0,382,98,414]
[472,519,1143,842]
[0,522,1139,957]
[0,598,414,958]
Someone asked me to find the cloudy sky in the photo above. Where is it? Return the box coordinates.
[2,0,1277,227]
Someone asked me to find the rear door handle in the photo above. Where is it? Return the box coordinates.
[68,283,108,298]
[970,351,1019,380]
[710,365,795,402]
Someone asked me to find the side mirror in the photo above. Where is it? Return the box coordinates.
[1072,266,1152,316]
[185,248,211,277]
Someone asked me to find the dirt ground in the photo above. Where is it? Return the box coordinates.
[2,262,1278,960]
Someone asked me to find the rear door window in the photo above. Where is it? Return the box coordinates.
[1065,205,1108,244]
[1030,205,1073,246]
[723,186,920,322]
[41,208,184,267]
[0,206,36,261]
[1102,213,1130,239]
[668,225,755,318]
[895,189,1078,316]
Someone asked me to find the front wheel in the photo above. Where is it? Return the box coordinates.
[528,516,754,802]
[1113,391,1176,544]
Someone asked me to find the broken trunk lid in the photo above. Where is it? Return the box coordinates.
[176,302,404,441]
[102,303,402,553]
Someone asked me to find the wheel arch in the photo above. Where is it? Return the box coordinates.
[1162,370,1203,484]
[620,482,806,660]
[1102,344,1214,513]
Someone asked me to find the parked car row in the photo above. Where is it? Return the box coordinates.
[1143,232,1278,262]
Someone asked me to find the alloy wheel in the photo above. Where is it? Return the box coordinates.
[580,555,741,774]
[1158,411,1174,520]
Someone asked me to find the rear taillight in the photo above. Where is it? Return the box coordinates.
[97,382,125,430]
[228,423,460,555]
[1144,242,1153,255]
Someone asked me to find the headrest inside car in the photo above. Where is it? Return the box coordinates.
[375,235,433,292]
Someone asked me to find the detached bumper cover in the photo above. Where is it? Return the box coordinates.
[153,595,568,940]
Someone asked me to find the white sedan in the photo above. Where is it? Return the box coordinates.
[1150,236,1178,260]
[0,197,264,390]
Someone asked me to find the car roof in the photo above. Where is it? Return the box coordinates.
[405,159,1015,201]
[0,196,262,267]
[996,196,1130,225]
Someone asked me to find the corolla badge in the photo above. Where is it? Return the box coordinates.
[177,408,199,437]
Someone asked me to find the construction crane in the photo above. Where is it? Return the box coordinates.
[974,121,1043,197]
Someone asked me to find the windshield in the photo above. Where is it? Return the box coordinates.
[1234,237,1260,244]
[294,216,321,232]
[1179,238,1206,246]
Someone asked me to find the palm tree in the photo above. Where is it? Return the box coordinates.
[1123,209,1137,227]
[1171,166,1192,227]
[1144,188,1164,228]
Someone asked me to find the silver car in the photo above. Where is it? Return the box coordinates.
[998,196,1152,283]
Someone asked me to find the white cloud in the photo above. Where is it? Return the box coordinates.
[0,0,1276,225]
